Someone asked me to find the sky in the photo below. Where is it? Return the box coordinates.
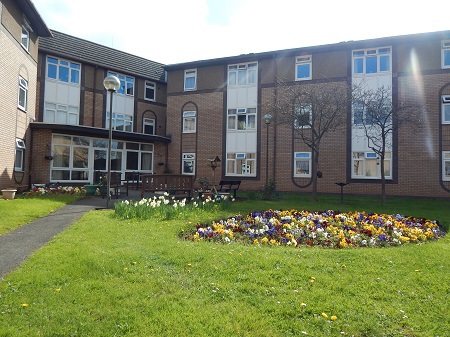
[31,0,449,65]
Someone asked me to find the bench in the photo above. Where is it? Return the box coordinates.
[141,174,193,200]
[218,180,241,198]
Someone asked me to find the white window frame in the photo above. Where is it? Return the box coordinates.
[18,76,28,111]
[227,108,256,130]
[46,56,81,85]
[294,152,311,177]
[442,40,450,69]
[352,47,391,75]
[107,71,134,96]
[145,81,156,101]
[228,62,257,86]
[183,111,197,133]
[21,25,30,51]
[352,152,392,179]
[442,95,450,124]
[15,138,26,171]
[107,112,133,132]
[143,117,155,135]
[44,102,79,125]
[294,102,312,129]
[295,55,312,81]
[226,152,256,176]
[443,151,450,181]
[182,153,195,175]
[184,69,197,91]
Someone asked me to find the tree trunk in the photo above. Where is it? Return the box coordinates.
[311,151,319,202]
[380,153,386,205]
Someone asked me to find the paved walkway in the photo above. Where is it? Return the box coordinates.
[0,195,130,278]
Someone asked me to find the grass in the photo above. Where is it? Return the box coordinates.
[0,195,81,235]
[0,193,449,336]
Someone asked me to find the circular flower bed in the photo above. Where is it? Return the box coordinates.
[185,209,445,248]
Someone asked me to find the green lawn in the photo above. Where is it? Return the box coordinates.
[0,195,81,235]
[0,193,449,336]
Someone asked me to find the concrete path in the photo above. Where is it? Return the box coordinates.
[0,196,111,278]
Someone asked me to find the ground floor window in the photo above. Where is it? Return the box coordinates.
[226,152,256,176]
[51,134,153,182]
[352,152,392,179]
[15,138,26,171]
[293,152,311,177]
[182,153,195,175]
[443,151,450,181]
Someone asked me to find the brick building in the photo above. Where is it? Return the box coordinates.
[1,8,449,199]
[165,31,450,198]
[30,30,170,186]
[0,0,51,190]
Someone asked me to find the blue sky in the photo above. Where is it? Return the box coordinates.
[32,0,449,65]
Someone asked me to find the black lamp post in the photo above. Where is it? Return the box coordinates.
[263,114,272,186]
[103,75,120,209]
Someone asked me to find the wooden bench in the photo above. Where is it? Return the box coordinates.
[141,174,193,199]
[218,180,241,198]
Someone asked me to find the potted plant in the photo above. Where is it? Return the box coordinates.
[1,187,17,200]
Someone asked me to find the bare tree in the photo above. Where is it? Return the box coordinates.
[352,85,421,204]
[272,78,349,201]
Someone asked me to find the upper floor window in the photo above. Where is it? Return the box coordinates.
[442,96,450,124]
[183,111,196,133]
[443,151,450,181]
[44,102,79,125]
[294,152,311,177]
[18,76,28,111]
[228,62,257,86]
[107,71,134,96]
[353,47,391,75]
[294,102,312,128]
[47,57,81,85]
[184,69,197,91]
[143,117,155,135]
[227,108,256,130]
[295,56,312,80]
[21,26,30,51]
[442,41,450,69]
[145,81,156,101]
[182,153,195,175]
[107,112,133,132]
[15,138,26,171]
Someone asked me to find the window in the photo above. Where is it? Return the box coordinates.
[227,108,256,130]
[107,71,134,96]
[184,69,197,91]
[442,41,450,69]
[15,139,26,171]
[145,81,156,101]
[46,57,81,85]
[228,63,257,86]
[226,153,256,176]
[352,152,391,179]
[443,152,450,181]
[353,47,391,75]
[352,100,391,125]
[21,25,30,51]
[442,96,450,124]
[183,111,197,133]
[295,56,312,80]
[143,118,155,135]
[182,153,195,175]
[44,102,79,125]
[294,152,311,177]
[294,102,312,128]
[125,143,153,172]
[51,135,90,181]
[18,77,28,111]
[107,112,133,132]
